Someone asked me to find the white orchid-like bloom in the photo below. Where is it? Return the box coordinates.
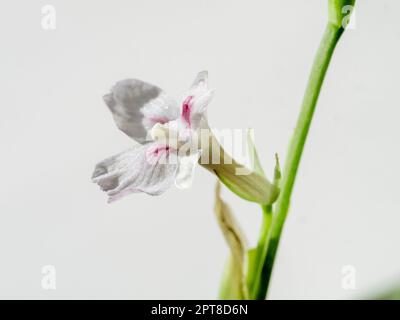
[92,71,213,202]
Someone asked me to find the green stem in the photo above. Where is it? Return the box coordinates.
[254,23,345,299]
[246,205,272,289]
[258,206,273,255]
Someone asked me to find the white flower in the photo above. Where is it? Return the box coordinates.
[92,71,213,202]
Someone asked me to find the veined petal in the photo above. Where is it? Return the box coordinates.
[175,151,201,189]
[92,142,178,202]
[190,90,214,129]
[104,79,179,143]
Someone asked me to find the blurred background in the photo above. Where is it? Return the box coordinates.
[0,0,399,299]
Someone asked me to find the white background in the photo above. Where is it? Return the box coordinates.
[0,0,399,299]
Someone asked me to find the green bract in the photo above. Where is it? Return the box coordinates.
[200,132,279,206]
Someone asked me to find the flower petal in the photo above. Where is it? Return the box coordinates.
[104,79,179,143]
[190,70,209,95]
[180,71,214,129]
[92,142,178,202]
[174,151,201,189]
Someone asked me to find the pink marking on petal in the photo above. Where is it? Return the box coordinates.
[149,116,169,125]
[152,145,171,156]
[181,96,193,127]
[145,144,174,165]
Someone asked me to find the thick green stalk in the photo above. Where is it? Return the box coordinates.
[253,23,345,299]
